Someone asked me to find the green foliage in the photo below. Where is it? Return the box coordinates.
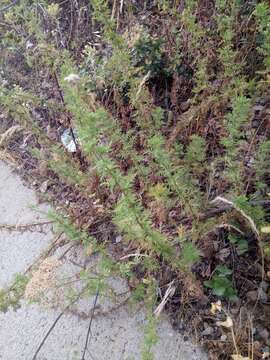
[186,135,206,165]
[149,183,170,203]
[225,96,251,143]
[234,195,265,227]
[61,66,179,268]
[228,234,248,255]
[180,242,201,269]
[148,134,203,216]
[48,211,96,247]
[222,96,251,188]
[151,106,165,129]
[254,2,270,68]
[141,281,158,360]
[254,140,270,193]
[215,0,242,83]
[204,265,237,300]
[113,193,175,261]
[133,34,168,77]
[181,0,205,50]
[193,59,209,96]
[48,146,87,186]
[0,274,28,313]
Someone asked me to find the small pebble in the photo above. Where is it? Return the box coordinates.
[260,281,269,291]
[115,235,122,244]
[259,288,269,303]
[220,334,227,341]
[259,328,270,342]
[246,290,258,302]
[40,180,50,193]
[253,104,264,113]
[201,327,214,336]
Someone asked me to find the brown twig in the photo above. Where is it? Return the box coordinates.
[66,294,131,321]
[0,221,53,232]
[181,199,270,224]
[212,196,265,282]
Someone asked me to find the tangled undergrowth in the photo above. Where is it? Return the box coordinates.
[1,0,270,359]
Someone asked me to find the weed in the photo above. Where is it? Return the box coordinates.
[204,265,237,300]
[228,234,249,256]
[2,0,270,357]
[0,274,28,313]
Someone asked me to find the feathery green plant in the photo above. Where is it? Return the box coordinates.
[222,96,251,191]
[254,2,270,68]
[254,140,270,193]
[148,134,203,216]
[141,280,158,360]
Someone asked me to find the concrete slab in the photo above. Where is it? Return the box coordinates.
[0,161,52,287]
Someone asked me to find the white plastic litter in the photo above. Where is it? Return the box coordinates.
[64,73,80,84]
[61,128,78,153]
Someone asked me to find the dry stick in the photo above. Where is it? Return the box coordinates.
[0,221,53,232]
[180,199,270,224]
[81,288,100,360]
[0,0,19,13]
[154,281,175,318]
[212,196,265,282]
[68,294,131,322]
[31,287,86,360]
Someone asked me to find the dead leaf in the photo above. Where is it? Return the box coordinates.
[231,355,251,360]
[261,226,270,234]
[85,244,93,257]
[210,300,222,315]
[217,316,233,328]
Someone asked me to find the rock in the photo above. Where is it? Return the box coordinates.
[253,104,264,114]
[260,281,269,292]
[259,328,270,342]
[180,101,190,112]
[262,346,270,353]
[258,288,269,303]
[201,326,214,336]
[114,235,122,244]
[220,334,227,341]
[40,180,50,194]
[246,290,258,302]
